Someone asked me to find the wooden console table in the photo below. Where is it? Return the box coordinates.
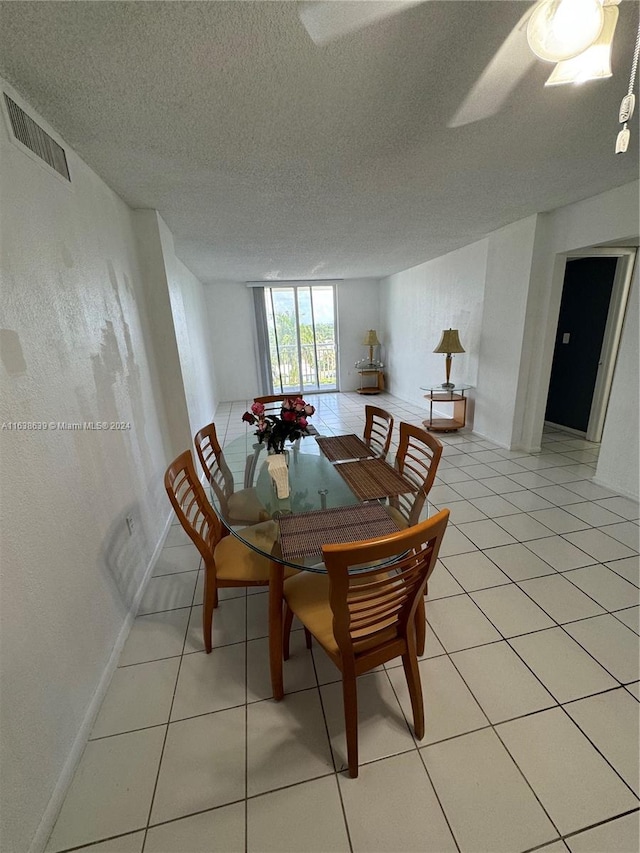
[357,367,385,395]
[421,384,472,432]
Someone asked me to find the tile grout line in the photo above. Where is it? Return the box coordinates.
[139,551,205,851]
[48,399,639,852]
[421,603,566,843]
[382,661,463,853]
[308,647,355,853]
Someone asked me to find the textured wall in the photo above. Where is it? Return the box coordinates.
[380,240,487,413]
[156,216,219,443]
[380,181,639,472]
[0,89,172,853]
[597,263,639,499]
[335,279,380,392]
[516,181,640,458]
[169,258,219,439]
[474,216,538,446]
[131,210,193,460]
[204,281,260,401]
[204,279,380,400]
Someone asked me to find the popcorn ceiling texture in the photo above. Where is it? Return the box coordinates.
[0,4,638,846]
[0,1,637,283]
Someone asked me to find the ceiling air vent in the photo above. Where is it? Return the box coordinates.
[4,93,70,181]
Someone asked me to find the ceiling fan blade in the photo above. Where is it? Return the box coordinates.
[448,6,538,128]
[299,0,425,45]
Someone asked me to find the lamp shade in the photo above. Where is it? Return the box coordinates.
[362,329,380,347]
[434,329,465,354]
[527,0,604,63]
[545,3,617,86]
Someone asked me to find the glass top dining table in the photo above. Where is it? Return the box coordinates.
[208,430,425,572]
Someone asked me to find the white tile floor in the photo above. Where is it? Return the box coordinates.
[47,393,640,853]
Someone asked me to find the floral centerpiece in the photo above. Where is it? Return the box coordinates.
[242,397,315,453]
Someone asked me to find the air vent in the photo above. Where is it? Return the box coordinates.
[4,94,70,181]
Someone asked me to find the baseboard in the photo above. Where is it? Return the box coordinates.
[463,426,521,452]
[591,476,640,503]
[543,420,589,439]
[29,509,174,853]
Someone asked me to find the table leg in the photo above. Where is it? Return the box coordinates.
[269,561,285,700]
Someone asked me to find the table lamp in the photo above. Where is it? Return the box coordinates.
[433,329,465,389]
[362,329,380,365]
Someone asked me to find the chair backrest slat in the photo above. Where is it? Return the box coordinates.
[322,510,449,663]
[363,405,394,459]
[390,423,443,526]
[165,450,222,570]
[347,551,429,632]
[194,422,236,515]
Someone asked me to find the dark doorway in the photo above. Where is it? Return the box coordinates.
[545,257,617,433]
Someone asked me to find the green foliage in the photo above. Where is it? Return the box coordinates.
[268,311,335,347]
[266,298,337,391]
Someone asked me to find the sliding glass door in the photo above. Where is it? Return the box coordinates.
[262,284,337,394]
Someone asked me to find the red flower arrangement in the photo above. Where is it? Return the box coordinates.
[242,397,315,453]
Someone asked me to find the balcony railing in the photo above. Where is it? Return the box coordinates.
[270,341,336,392]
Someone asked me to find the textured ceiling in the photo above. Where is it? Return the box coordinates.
[0,1,638,283]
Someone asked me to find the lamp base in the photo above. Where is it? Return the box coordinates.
[441,382,455,389]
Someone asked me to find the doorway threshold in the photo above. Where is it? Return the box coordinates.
[544,420,600,445]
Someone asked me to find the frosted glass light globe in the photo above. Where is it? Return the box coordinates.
[527,0,604,62]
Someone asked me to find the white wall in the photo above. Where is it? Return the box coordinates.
[0,84,179,853]
[380,182,639,479]
[204,279,380,399]
[335,278,380,391]
[474,216,538,447]
[132,210,192,460]
[596,260,639,498]
[204,281,260,401]
[515,181,640,462]
[157,218,219,440]
[380,240,488,413]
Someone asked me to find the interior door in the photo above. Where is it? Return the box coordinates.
[545,257,617,433]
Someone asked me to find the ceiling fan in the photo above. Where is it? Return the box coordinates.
[299,0,637,148]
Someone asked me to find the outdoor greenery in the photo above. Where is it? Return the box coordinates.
[268,312,336,390]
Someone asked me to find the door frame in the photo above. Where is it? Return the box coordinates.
[551,248,636,442]
[253,281,340,394]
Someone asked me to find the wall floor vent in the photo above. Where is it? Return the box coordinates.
[4,93,70,181]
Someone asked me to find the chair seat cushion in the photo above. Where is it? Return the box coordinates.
[284,572,337,655]
[215,531,297,583]
[228,488,268,524]
[215,534,273,582]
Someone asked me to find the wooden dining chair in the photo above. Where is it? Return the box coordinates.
[194,422,268,526]
[280,509,450,777]
[385,423,444,656]
[387,422,443,528]
[164,450,295,654]
[363,404,394,460]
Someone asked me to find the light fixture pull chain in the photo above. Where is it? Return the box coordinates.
[615,15,640,153]
[626,18,640,97]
